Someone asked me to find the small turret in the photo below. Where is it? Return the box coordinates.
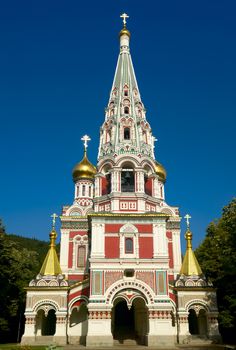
[179,214,203,276]
[39,213,62,276]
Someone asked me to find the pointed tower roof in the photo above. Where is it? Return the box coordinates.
[98,14,160,163]
[180,214,203,276]
[39,214,62,276]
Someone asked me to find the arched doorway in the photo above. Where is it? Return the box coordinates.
[112,296,148,345]
[198,309,208,336]
[36,309,56,336]
[188,308,208,338]
[188,309,199,335]
[113,299,135,343]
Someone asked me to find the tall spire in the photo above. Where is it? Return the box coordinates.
[98,14,157,161]
[179,215,203,276]
[39,214,62,276]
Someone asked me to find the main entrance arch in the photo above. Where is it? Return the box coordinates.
[111,291,148,345]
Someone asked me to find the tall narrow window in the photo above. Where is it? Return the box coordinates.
[88,186,91,197]
[77,246,86,268]
[124,106,129,114]
[124,127,130,140]
[106,173,111,194]
[160,185,163,198]
[125,238,133,254]
[82,185,86,196]
[124,89,128,96]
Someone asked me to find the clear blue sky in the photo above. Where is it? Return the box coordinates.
[0,0,235,249]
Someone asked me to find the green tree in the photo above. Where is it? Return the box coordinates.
[0,234,39,342]
[195,198,236,343]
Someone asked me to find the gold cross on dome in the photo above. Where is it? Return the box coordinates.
[51,213,58,229]
[120,13,129,26]
[81,135,91,149]
[184,214,192,228]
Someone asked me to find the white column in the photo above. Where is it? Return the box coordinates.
[153,222,168,258]
[21,314,36,343]
[178,312,190,344]
[60,229,69,273]
[172,229,182,275]
[91,222,105,258]
[136,171,144,192]
[94,177,100,197]
[54,314,67,345]
[111,170,120,192]
[153,177,159,198]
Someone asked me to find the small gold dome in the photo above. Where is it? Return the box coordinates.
[119,27,131,38]
[154,161,167,183]
[72,152,97,182]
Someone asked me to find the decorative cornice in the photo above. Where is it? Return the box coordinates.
[88,213,169,218]
[61,221,89,230]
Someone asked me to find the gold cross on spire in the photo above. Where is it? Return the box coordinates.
[51,213,58,230]
[81,135,91,150]
[120,13,129,27]
[184,214,192,229]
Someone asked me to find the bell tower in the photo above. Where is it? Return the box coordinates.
[86,15,182,347]
[95,15,167,215]
[21,14,221,348]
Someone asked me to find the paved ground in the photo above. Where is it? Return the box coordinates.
[60,345,233,350]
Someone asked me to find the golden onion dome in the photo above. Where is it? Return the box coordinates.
[154,161,167,183]
[119,27,131,38]
[72,151,97,182]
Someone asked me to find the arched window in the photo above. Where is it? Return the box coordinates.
[77,246,86,268]
[121,169,134,192]
[82,185,86,196]
[124,127,130,140]
[125,238,133,253]
[124,89,129,96]
[88,186,91,197]
[124,106,129,114]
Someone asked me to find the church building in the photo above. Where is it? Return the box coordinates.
[21,15,221,347]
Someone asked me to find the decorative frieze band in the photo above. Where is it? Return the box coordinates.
[149,310,172,319]
[166,221,180,229]
[56,316,67,324]
[61,221,89,230]
[179,316,188,323]
[88,311,111,319]
[25,316,36,325]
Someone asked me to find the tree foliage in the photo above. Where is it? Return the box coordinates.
[0,222,50,343]
[195,198,236,343]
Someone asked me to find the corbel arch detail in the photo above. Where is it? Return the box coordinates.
[185,299,210,314]
[33,299,60,314]
[105,279,155,305]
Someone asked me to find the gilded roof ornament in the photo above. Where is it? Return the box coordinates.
[72,135,97,182]
[119,13,131,38]
[184,214,191,229]
[179,214,203,277]
[120,13,129,27]
[39,214,62,276]
[81,134,91,150]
